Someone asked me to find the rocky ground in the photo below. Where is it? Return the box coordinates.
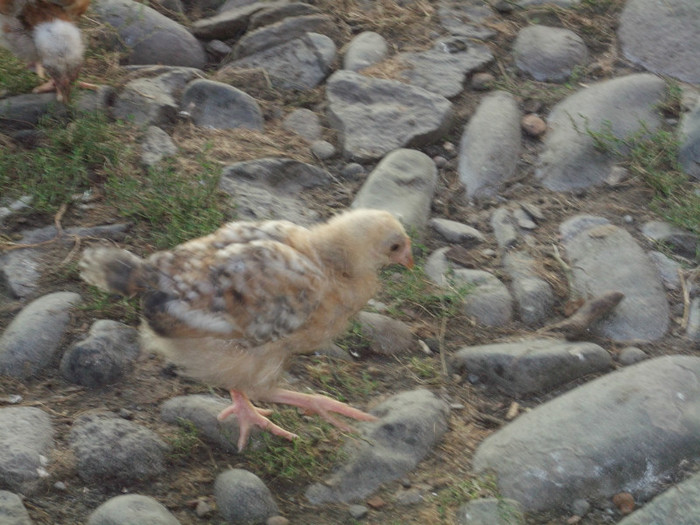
[1,0,699,524]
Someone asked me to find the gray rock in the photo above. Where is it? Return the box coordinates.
[214,469,279,524]
[233,14,339,59]
[456,498,525,525]
[1,224,127,298]
[181,79,264,130]
[0,94,68,132]
[229,32,336,90]
[0,491,32,525]
[513,25,587,82]
[87,494,180,525]
[490,208,518,250]
[458,91,520,200]
[326,70,453,161]
[310,140,336,160]
[561,216,670,341]
[647,251,682,291]
[282,108,322,142]
[343,31,389,72]
[113,69,202,128]
[688,297,700,342]
[93,0,206,68]
[161,395,255,453]
[69,413,168,484]
[0,408,53,496]
[74,86,115,115]
[352,149,437,233]
[618,469,700,525]
[618,0,700,84]
[537,74,666,191]
[191,2,270,40]
[503,252,554,326]
[640,220,698,259]
[679,101,700,180]
[249,2,321,30]
[348,504,368,519]
[398,38,494,98]
[473,355,700,512]
[60,320,140,388]
[452,339,611,395]
[618,346,648,366]
[429,218,485,246]
[356,311,414,356]
[206,40,233,61]
[219,157,330,224]
[0,292,82,378]
[425,248,513,327]
[0,197,32,226]
[437,1,496,40]
[306,389,449,504]
[141,126,177,166]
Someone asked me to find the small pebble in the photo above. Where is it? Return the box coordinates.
[54,481,67,491]
[266,516,289,525]
[471,72,494,91]
[618,347,647,366]
[433,155,448,168]
[195,500,212,517]
[366,495,386,509]
[311,140,336,160]
[612,492,635,515]
[348,504,369,519]
[521,114,547,137]
[572,498,590,516]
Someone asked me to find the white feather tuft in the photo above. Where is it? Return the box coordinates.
[33,20,84,73]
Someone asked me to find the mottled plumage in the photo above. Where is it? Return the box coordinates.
[79,209,414,449]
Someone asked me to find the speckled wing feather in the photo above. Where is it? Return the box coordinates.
[141,220,328,346]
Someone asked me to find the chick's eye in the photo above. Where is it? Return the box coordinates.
[390,243,401,252]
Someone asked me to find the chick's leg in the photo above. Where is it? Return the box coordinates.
[217,390,298,451]
[265,388,378,432]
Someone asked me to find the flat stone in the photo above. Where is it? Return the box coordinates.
[343,31,389,72]
[0,491,32,525]
[87,495,180,525]
[456,498,525,525]
[537,74,666,191]
[215,469,279,524]
[561,216,670,341]
[352,149,437,233]
[0,408,54,496]
[326,70,453,161]
[513,25,588,82]
[618,0,700,83]
[93,0,206,68]
[452,339,611,395]
[0,292,82,379]
[458,91,521,200]
[181,79,264,130]
[306,390,449,504]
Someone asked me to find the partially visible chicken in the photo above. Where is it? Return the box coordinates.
[0,0,93,101]
[79,209,414,450]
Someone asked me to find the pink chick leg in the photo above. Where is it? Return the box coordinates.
[264,388,378,432]
[217,390,298,451]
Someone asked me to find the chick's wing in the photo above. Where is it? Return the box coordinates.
[143,222,328,345]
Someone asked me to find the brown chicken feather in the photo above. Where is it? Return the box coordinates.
[79,209,414,450]
[1,0,91,101]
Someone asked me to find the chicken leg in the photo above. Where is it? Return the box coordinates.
[264,388,378,431]
[217,390,298,451]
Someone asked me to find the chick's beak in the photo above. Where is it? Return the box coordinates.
[393,240,414,269]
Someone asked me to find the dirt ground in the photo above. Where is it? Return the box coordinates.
[1,0,698,524]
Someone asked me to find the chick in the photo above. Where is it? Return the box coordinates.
[80,209,414,450]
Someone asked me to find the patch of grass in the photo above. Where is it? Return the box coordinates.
[167,418,203,460]
[432,475,501,520]
[406,355,442,385]
[305,356,378,402]
[78,287,141,325]
[0,48,38,95]
[105,150,228,248]
[0,112,129,214]
[587,120,700,237]
[246,409,347,482]
[381,260,473,321]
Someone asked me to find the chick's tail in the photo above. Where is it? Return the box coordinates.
[79,247,153,297]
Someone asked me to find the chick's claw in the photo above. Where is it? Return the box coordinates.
[217,390,298,451]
